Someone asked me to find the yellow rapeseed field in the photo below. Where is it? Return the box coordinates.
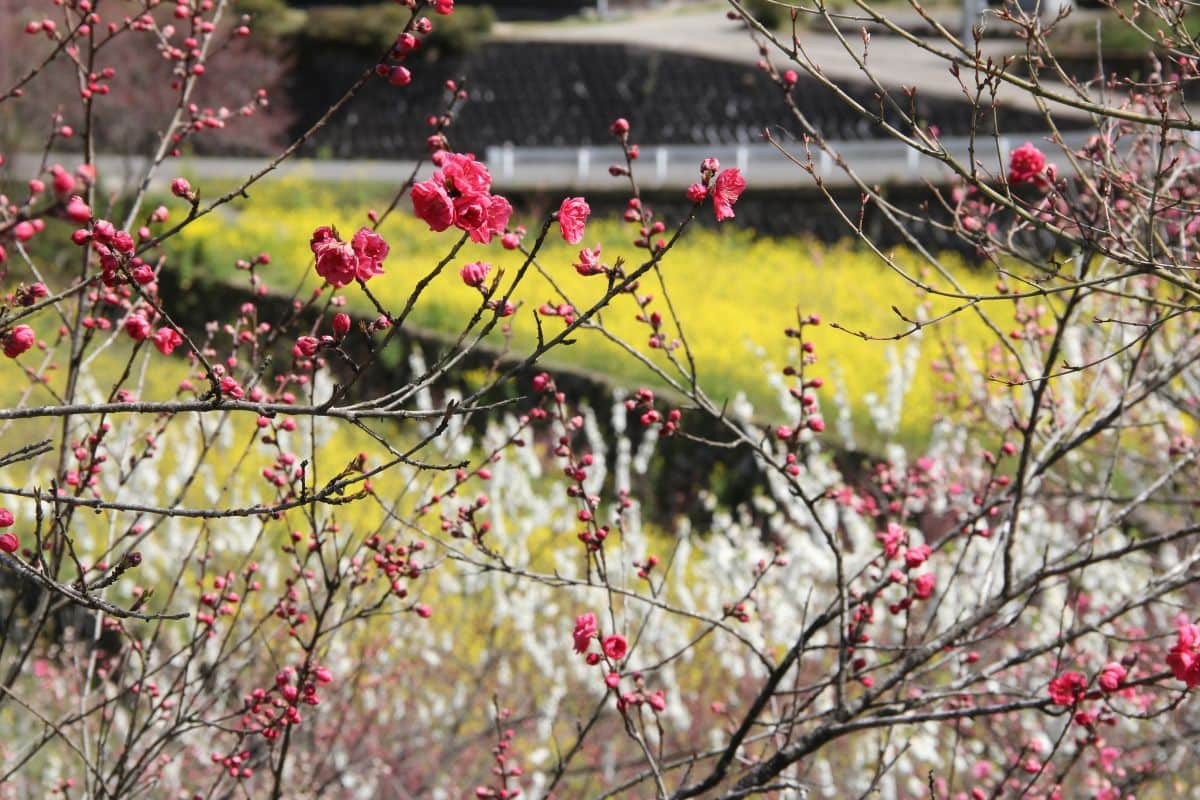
[173,177,999,443]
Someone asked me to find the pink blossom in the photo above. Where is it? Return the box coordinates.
[51,165,75,195]
[686,183,708,203]
[877,522,905,559]
[170,177,192,198]
[153,327,183,356]
[453,193,489,238]
[1047,670,1088,706]
[332,312,352,337]
[65,195,92,223]
[574,245,604,276]
[413,154,509,240]
[131,264,155,285]
[1008,142,1046,185]
[310,225,336,250]
[351,227,388,265]
[460,261,491,288]
[220,376,244,399]
[573,612,598,654]
[314,240,358,288]
[396,33,419,55]
[293,336,319,358]
[387,66,412,87]
[111,230,134,254]
[433,0,453,14]
[602,634,628,661]
[912,572,936,599]
[351,227,388,280]
[125,314,152,341]
[1167,620,1200,687]
[558,196,591,244]
[712,168,746,221]
[412,179,455,232]
[350,257,384,286]
[440,153,492,195]
[0,532,16,554]
[0,509,13,528]
[1097,662,1126,692]
[904,544,931,569]
[3,325,35,358]
[484,194,513,241]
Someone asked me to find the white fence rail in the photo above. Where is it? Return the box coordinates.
[6,133,1094,195]
[485,133,1095,190]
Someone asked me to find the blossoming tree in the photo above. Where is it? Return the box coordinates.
[1,0,1199,797]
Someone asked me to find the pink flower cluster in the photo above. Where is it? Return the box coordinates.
[1168,619,1200,687]
[70,218,157,288]
[1048,670,1088,706]
[1047,661,1127,713]
[3,325,35,359]
[570,611,664,713]
[216,663,335,779]
[412,152,513,244]
[875,522,937,611]
[0,507,17,554]
[124,311,184,355]
[373,4,452,88]
[572,612,628,664]
[309,226,389,288]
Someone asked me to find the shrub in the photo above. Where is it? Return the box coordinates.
[3,0,1200,797]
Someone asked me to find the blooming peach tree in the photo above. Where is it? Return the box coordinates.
[1,0,1199,797]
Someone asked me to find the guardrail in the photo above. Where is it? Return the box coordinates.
[5,133,1095,196]
[485,133,1096,190]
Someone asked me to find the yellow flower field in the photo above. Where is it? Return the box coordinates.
[172,177,999,443]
